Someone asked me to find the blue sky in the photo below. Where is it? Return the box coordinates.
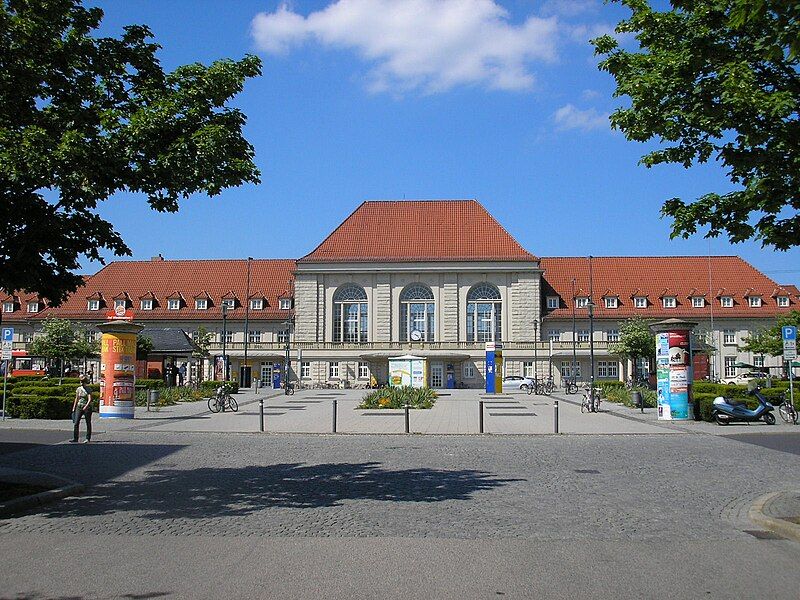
[86,0,799,284]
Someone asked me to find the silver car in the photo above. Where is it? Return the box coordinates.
[502,375,535,390]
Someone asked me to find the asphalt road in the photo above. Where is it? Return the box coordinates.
[1,430,800,599]
[0,427,83,456]
[723,431,800,455]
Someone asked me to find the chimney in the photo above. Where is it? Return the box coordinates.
[151,254,164,261]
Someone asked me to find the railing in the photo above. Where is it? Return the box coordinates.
[206,341,613,352]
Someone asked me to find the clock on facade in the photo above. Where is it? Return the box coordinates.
[410,329,423,341]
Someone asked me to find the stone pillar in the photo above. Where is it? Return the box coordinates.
[97,320,144,419]
[651,319,697,421]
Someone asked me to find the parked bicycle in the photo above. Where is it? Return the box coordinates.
[778,392,798,424]
[564,378,579,395]
[528,377,555,396]
[281,381,295,395]
[581,386,602,413]
[208,385,238,413]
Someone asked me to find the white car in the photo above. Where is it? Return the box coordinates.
[502,375,535,390]
[719,372,767,385]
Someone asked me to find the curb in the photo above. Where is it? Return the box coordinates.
[749,491,800,543]
[0,469,85,518]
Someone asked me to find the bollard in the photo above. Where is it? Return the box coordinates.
[147,389,159,412]
[332,399,338,433]
[554,400,559,434]
[479,400,484,434]
[405,403,410,434]
[259,398,264,432]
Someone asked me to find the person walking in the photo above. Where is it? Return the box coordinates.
[72,375,93,443]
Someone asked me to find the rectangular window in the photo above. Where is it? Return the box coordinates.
[87,300,100,311]
[546,296,559,309]
[576,297,588,308]
[597,361,619,378]
[777,296,789,307]
[607,329,620,342]
[277,329,289,343]
[636,357,650,379]
[604,297,618,309]
[222,330,233,344]
[721,296,733,307]
[114,299,127,310]
[195,299,208,310]
[748,296,762,307]
[662,297,676,308]
[523,361,534,378]
[140,299,153,310]
[250,299,263,310]
[463,364,475,379]
[27,302,39,313]
[548,329,560,342]
[561,361,581,379]
[692,297,705,308]
[222,298,236,309]
[329,362,339,379]
[753,355,765,368]
[167,299,180,310]
[723,329,736,345]
[634,297,647,308]
[724,356,736,377]
[358,362,369,379]
[301,361,310,378]
[248,330,261,343]
[22,331,33,343]
[577,330,590,342]
[279,298,291,310]
[85,331,97,343]
[2,302,13,313]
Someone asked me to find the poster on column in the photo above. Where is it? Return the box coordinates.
[657,367,671,420]
[100,332,137,418]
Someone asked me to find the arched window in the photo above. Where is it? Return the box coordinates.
[466,283,502,342]
[333,284,368,342]
[400,284,435,341]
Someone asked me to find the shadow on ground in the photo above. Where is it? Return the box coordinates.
[38,461,522,519]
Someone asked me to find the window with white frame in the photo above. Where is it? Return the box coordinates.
[466,283,501,343]
[597,361,618,378]
[463,364,475,379]
[635,357,650,379]
[607,329,620,342]
[87,299,100,311]
[753,355,765,368]
[634,296,647,308]
[577,330,590,342]
[604,297,618,309]
[221,330,233,343]
[723,329,736,345]
[748,296,762,307]
[576,297,589,308]
[721,296,733,307]
[300,361,310,378]
[358,362,369,379]
[27,302,39,313]
[195,299,208,310]
[277,329,289,343]
[167,299,180,310]
[22,331,33,343]
[248,330,261,343]
[86,331,98,343]
[662,296,676,308]
[561,361,581,379]
[2,301,13,313]
[114,299,127,310]
[400,284,435,342]
[724,356,737,377]
[140,299,153,310]
[333,284,368,343]
[777,296,789,307]
[692,297,705,308]
[222,298,236,309]
[523,361,534,378]
[546,296,559,309]
[250,298,263,310]
[548,329,561,342]
[279,298,291,310]
[329,362,339,379]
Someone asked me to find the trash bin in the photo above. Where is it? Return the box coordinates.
[631,390,642,408]
[147,389,160,411]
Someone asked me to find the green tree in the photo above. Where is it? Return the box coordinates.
[741,310,800,356]
[28,317,86,382]
[0,0,262,306]
[610,317,656,375]
[136,336,153,361]
[593,1,800,249]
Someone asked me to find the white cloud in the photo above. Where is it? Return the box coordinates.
[553,104,609,132]
[251,0,559,94]
[581,88,601,100]
[540,0,600,18]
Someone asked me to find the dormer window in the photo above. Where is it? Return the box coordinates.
[778,296,789,307]
[576,297,589,309]
[140,299,153,311]
[27,301,39,313]
[195,299,208,310]
[604,297,618,309]
[167,299,181,310]
[250,299,264,310]
[662,297,676,309]
[634,296,647,308]
[748,296,762,307]
[87,299,100,311]
[114,299,127,310]
[546,296,559,310]
[222,299,235,310]
[279,298,291,310]
[2,301,14,313]
[721,296,733,308]
[692,297,705,308]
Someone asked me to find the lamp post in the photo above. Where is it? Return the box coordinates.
[221,304,228,381]
[588,256,596,406]
[242,257,252,387]
[571,278,577,386]
[283,318,292,394]
[533,318,538,386]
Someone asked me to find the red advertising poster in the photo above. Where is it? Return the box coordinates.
[668,330,690,367]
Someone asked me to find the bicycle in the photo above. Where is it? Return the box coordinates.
[581,386,602,413]
[564,379,579,395]
[208,385,238,413]
[281,381,295,395]
[777,392,798,424]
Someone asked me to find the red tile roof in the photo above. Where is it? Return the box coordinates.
[299,200,536,263]
[541,256,798,320]
[37,259,296,321]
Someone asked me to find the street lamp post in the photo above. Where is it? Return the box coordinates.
[242,257,252,388]
[221,304,229,381]
[283,319,292,395]
[533,319,538,387]
[588,256,596,407]
[571,278,577,386]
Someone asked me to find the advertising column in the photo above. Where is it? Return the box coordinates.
[97,317,143,419]
[485,342,503,394]
[651,319,697,421]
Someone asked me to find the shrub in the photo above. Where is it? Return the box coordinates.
[15,395,74,419]
[601,385,657,408]
[200,380,238,395]
[358,386,437,409]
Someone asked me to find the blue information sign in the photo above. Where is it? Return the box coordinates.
[782,326,797,341]
[1,328,12,342]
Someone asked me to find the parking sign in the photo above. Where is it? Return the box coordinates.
[1,327,12,362]
[2,328,12,342]
[783,325,797,360]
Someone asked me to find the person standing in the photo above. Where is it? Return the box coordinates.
[72,376,93,443]
[178,363,187,386]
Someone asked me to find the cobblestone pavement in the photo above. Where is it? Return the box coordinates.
[2,430,800,598]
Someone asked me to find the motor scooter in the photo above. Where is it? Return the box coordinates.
[712,387,775,425]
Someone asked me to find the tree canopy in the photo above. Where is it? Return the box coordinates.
[610,317,656,365]
[593,0,800,250]
[741,309,800,356]
[0,0,262,305]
